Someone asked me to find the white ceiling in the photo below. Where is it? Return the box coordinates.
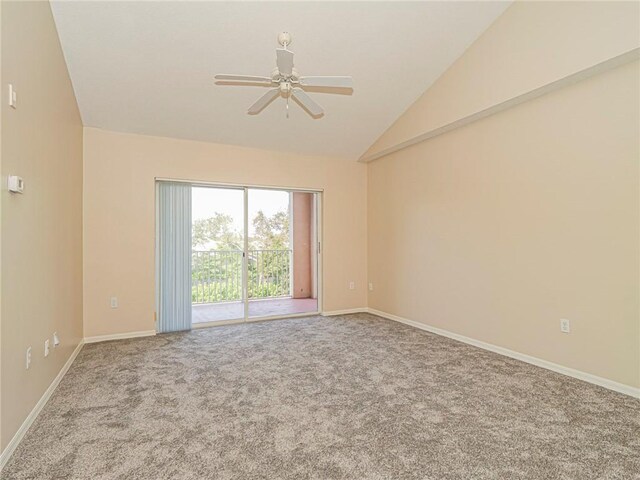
[51,1,510,159]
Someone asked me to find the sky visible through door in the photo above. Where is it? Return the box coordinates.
[191,187,289,248]
[192,187,289,250]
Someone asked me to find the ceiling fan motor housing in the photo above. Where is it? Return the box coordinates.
[272,67,299,82]
[279,82,291,95]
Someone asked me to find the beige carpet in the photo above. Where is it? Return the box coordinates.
[3,313,639,479]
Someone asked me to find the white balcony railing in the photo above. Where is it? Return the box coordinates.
[192,249,292,304]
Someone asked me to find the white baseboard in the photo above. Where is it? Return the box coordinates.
[322,308,368,316]
[83,330,156,344]
[367,308,640,399]
[0,340,85,471]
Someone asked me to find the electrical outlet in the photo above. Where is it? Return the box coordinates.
[110,296,118,308]
[53,332,60,347]
[368,282,374,291]
[44,339,50,357]
[560,319,571,334]
[349,281,355,290]
[26,347,32,369]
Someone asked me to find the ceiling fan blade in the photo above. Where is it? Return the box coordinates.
[292,88,324,117]
[215,74,273,83]
[247,88,280,115]
[276,48,294,76]
[299,76,353,89]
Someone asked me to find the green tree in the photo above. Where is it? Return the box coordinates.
[192,213,242,250]
[192,209,291,303]
[250,210,289,250]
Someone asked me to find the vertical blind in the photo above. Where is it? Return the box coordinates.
[157,182,192,333]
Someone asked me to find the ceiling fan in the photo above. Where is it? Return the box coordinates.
[214,32,353,119]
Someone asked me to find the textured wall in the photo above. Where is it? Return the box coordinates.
[1,1,83,452]
[368,60,639,388]
[83,128,367,337]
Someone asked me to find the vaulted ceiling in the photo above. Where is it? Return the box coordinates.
[51,1,510,159]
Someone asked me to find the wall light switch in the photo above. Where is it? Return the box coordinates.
[26,347,32,369]
[110,296,118,308]
[349,281,355,290]
[368,282,374,291]
[44,339,50,357]
[8,175,24,193]
[560,319,571,334]
[53,332,60,347]
[8,84,17,109]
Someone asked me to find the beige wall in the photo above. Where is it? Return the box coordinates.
[0,0,4,455]
[363,1,640,160]
[1,0,83,452]
[83,128,367,338]
[368,59,639,388]
[366,1,639,390]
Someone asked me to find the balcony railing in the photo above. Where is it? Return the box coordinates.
[192,249,292,304]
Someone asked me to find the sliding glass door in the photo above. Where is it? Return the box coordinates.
[168,182,320,328]
[247,189,318,319]
[190,186,245,325]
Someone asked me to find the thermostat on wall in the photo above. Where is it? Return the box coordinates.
[8,175,24,193]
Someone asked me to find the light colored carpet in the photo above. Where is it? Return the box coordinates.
[3,313,639,479]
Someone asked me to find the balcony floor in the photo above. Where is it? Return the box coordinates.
[192,297,318,324]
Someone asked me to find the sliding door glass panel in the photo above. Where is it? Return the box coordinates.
[191,187,245,324]
[248,189,318,319]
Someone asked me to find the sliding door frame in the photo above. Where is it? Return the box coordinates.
[243,187,249,322]
[155,177,323,330]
